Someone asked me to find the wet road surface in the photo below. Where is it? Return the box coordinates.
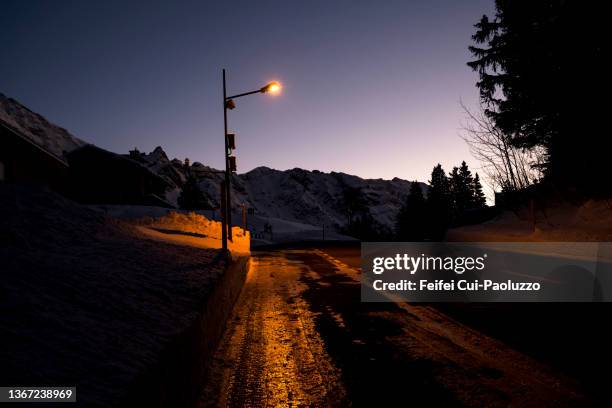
[200,248,590,407]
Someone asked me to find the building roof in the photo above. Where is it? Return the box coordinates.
[0,121,69,167]
[0,92,85,161]
[67,144,174,189]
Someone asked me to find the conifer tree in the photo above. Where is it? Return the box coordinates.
[427,164,451,239]
[428,164,450,202]
[449,161,479,218]
[459,161,475,207]
[468,1,606,192]
[449,166,465,215]
[396,181,427,241]
[472,173,487,208]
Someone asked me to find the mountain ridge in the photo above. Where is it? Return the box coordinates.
[132,146,427,234]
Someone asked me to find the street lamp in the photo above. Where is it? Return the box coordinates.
[261,82,281,94]
[221,69,281,252]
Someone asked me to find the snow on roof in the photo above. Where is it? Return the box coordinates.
[0,92,85,160]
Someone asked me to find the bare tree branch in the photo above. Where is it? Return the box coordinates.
[460,101,543,198]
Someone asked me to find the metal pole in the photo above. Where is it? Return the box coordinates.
[220,180,227,252]
[242,203,247,231]
[223,69,233,242]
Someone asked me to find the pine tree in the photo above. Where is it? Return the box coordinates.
[468,1,606,192]
[459,161,475,208]
[449,166,459,209]
[449,167,464,215]
[396,181,427,241]
[427,164,451,239]
[449,161,478,219]
[428,164,450,202]
[408,181,425,205]
[472,173,487,208]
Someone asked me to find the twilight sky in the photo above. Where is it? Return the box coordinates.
[1,0,494,184]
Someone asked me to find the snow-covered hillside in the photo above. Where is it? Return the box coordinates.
[0,93,85,160]
[132,147,428,234]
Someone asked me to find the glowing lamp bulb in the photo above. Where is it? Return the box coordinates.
[262,82,282,94]
[269,82,281,93]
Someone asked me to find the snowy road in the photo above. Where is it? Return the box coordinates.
[199,248,590,407]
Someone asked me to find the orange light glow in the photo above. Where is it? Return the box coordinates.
[269,83,281,93]
[266,82,281,94]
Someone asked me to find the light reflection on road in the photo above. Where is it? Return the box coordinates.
[199,251,346,407]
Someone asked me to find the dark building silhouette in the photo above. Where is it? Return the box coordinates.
[0,122,69,191]
[66,144,174,207]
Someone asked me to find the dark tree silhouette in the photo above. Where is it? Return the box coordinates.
[396,163,487,241]
[339,185,383,239]
[341,186,368,227]
[426,164,451,239]
[472,173,487,208]
[468,1,606,193]
[459,161,475,204]
[345,212,381,240]
[449,161,475,216]
[178,176,209,210]
[396,181,427,241]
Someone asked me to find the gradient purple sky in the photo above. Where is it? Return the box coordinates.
[1,0,494,184]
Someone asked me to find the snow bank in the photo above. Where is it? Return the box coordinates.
[447,199,612,242]
[136,211,250,255]
[96,204,349,249]
[0,184,227,406]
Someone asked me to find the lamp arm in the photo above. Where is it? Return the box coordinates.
[226,89,262,100]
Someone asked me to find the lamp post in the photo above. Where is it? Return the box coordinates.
[221,69,281,251]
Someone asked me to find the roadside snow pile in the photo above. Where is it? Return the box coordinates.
[0,92,85,159]
[136,211,250,255]
[0,184,224,406]
[447,199,612,242]
[146,211,223,237]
